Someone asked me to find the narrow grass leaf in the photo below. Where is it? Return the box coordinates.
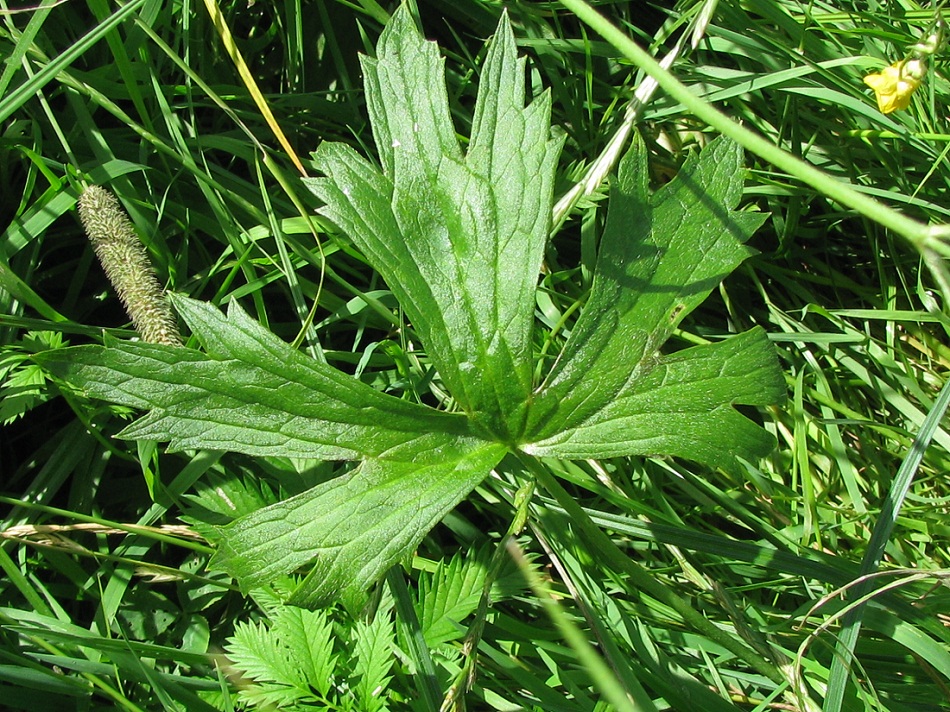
[0,0,148,125]
[201,0,305,174]
[824,377,950,712]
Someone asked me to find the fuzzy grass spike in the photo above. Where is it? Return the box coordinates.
[78,186,182,346]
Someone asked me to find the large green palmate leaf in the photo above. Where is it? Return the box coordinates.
[36,7,785,610]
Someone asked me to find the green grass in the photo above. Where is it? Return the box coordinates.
[2,0,950,710]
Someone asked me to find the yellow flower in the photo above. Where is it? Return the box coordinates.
[863,59,927,114]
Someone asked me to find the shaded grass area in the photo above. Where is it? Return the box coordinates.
[1,0,949,709]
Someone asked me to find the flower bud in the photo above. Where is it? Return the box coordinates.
[863,59,926,114]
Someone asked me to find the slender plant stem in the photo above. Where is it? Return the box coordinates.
[442,475,536,711]
[387,568,441,711]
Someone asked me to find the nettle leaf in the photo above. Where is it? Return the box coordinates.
[226,607,337,706]
[304,7,562,439]
[226,619,306,707]
[351,611,396,712]
[524,135,784,469]
[418,550,488,648]
[276,607,337,698]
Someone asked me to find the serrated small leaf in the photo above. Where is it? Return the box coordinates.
[226,620,295,688]
[418,551,486,647]
[226,609,340,707]
[212,439,506,612]
[275,607,336,698]
[352,612,395,712]
[184,470,279,521]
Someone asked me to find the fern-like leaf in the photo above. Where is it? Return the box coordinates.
[418,551,487,648]
[351,611,396,712]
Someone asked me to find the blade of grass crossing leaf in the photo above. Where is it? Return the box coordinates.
[260,150,328,355]
[556,0,942,264]
[533,507,754,712]
[201,0,306,175]
[551,43,681,229]
[253,156,324,361]
[443,476,536,709]
[507,539,640,712]
[522,455,785,685]
[824,376,950,712]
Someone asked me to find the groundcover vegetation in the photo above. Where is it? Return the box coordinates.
[2,1,950,710]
